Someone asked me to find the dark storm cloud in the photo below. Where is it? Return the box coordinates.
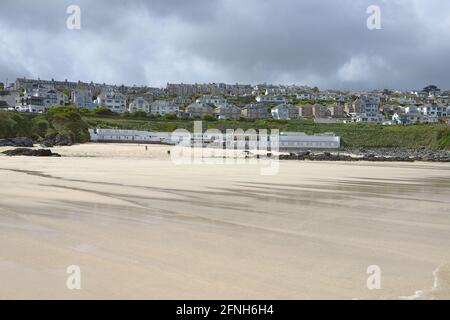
[0,0,448,90]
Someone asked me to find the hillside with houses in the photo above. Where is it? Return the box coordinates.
[0,79,449,126]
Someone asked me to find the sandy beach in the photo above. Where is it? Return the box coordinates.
[0,143,449,299]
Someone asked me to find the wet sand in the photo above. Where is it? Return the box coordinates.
[0,143,449,299]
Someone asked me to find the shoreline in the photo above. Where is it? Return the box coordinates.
[2,142,450,162]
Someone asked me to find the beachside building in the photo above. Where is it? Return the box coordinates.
[327,104,345,118]
[95,88,127,113]
[15,86,64,113]
[150,100,179,116]
[271,104,299,120]
[129,97,150,113]
[344,100,359,114]
[392,112,438,125]
[359,95,381,114]
[421,103,448,117]
[72,89,94,109]
[186,102,215,118]
[296,92,311,100]
[196,95,227,107]
[241,104,270,120]
[353,113,385,124]
[279,132,340,150]
[0,90,18,110]
[297,104,314,118]
[255,95,286,104]
[89,128,173,144]
[404,105,420,114]
[213,103,241,120]
[0,100,9,111]
[172,96,192,105]
[312,104,329,118]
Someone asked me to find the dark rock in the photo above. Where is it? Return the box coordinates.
[279,147,450,162]
[41,134,72,147]
[2,148,61,157]
[0,137,34,147]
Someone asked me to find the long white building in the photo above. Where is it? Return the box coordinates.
[89,129,174,144]
[89,129,340,150]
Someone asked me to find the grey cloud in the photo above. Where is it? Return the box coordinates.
[0,0,448,90]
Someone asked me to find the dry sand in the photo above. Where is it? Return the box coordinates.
[0,143,449,299]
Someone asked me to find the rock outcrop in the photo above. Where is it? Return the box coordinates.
[279,148,450,162]
[0,137,34,147]
[2,148,61,157]
[41,134,72,147]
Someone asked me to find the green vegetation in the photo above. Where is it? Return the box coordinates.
[0,112,34,138]
[0,106,90,143]
[130,111,148,118]
[93,107,115,116]
[1,107,449,150]
[46,106,90,143]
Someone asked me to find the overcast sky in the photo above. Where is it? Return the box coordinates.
[0,0,449,91]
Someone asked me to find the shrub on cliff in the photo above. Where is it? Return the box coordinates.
[0,112,34,138]
[92,107,115,116]
[45,106,90,143]
[130,110,148,118]
[32,117,50,139]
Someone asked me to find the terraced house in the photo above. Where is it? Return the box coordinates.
[15,86,65,113]
[241,104,269,120]
[128,97,150,113]
[195,95,227,107]
[271,104,299,120]
[421,102,448,117]
[95,88,127,113]
[213,103,241,120]
[186,102,214,118]
[150,100,179,116]
[72,89,94,109]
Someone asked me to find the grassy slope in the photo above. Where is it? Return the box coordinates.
[1,110,448,149]
[0,108,90,143]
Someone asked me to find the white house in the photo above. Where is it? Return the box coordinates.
[213,103,241,120]
[271,104,299,120]
[421,103,448,117]
[359,95,381,114]
[15,86,63,113]
[186,102,214,118]
[95,88,127,113]
[353,113,385,124]
[150,100,179,116]
[241,104,270,119]
[255,95,286,104]
[296,92,311,100]
[404,105,419,114]
[392,113,438,125]
[196,95,227,107]
[72,89,94,109]
[0,90,18,110]
[129,97,150,113]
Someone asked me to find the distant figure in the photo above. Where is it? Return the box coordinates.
[167,150,171,156]
[145,146,148,151]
